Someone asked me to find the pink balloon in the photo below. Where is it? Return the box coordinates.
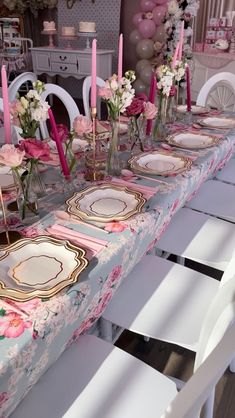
[155,0,168,4]
[138,19,156,39]
[140,0,156,12]
[153,5,166,25]
[153,24,166,43]
[133,12,144,27]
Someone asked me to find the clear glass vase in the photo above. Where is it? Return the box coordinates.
[107,119,121,176]
[13,169,39,224]
[153,93,169,141]
[130,116,146,152]
[31,161,46,198]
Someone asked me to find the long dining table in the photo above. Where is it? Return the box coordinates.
[0,120,234,417]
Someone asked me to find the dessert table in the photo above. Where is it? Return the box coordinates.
[0,123,234,417]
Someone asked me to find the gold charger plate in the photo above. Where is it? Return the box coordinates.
[166,131,220,149]
[0,236,88,301]
[129,151,192,176]
[65,183,146,223]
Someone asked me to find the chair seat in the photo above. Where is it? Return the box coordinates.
[215,159,235,184]
[185,180,235,223]
[156,207,235,270]
[11,335,177,418]
[102,256,219,351]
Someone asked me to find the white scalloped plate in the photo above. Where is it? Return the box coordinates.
[129,151,192,176]
[166,131,220,149]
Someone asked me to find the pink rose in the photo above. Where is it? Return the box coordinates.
[19,139,50,161]
[50,124,69,142]
[136,93,148,102]
[143,102,158,119]
[0,144,25,167]
[73,115,93,136]
[126,97,146,117]
[107,265,122,286]
[169,86,177,96]
[98,86,113,100]
[92,289,113,318]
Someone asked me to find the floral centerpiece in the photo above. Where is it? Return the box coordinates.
[154,60,186,139]
[10,80,50,139]
[125,94,157,151]
[98,70,135,175]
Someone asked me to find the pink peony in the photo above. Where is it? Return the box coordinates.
[98,86,113,100]
[0,312,32,338]
[0,144,25,167]
[19,139,50,161]
[126,97,146,117]
[143,102,158,119]
[50,124,69,142]
[73,115,93,136]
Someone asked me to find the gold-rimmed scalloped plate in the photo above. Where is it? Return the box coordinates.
[66,183,146,222]
[129,151,192,176]
[177,105,209,114]
[197,117,235,129]
[166,131,220,149]
[0,236,88,301]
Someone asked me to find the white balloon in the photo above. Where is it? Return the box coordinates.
[133,78,147,95]
[135,59,151,75]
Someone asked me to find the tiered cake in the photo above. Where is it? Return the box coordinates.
[78,22,96,33]
[43,21,56,31]
[61,26,76,37]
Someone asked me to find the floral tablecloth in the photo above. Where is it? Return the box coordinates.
[0,130,234,417]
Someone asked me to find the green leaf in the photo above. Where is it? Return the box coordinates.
[0,335,5,340]
[0,308,6,316]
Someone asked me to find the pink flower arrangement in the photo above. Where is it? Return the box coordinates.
[50,124,69,142]
[73,115,93,136]
[0,144,25,167]
[19,139,50,162]
[98,86,113,100]
[0,312,32,338]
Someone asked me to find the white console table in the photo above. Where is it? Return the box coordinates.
[192,52,235,101]
[31,47,114,80]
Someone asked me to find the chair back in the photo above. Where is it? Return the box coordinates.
[40,83,80,139]
[82,76,105,120]
[162,320,235,418]
[8,72,37,101]
[196,72,235,111]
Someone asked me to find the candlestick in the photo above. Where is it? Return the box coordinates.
[91,107,97,181]
[91,39,97,109]
[146,72,157,136]
[178,21,185,61]
[118,33,123,82]
[48,109,70,178]
[1,65,11,144]
[172,42,180,69]
[186,65,192,112]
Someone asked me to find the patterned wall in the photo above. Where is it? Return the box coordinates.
[57,0,122,98]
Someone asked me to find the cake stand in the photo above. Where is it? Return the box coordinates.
[41,30,57,48]
[78,32,97,49]
[60,35,77,49]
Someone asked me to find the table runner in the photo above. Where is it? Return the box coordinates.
[0,130,234,417]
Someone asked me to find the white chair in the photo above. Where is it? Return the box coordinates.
[156,206,235,271]
[82,76,105,120]
[8,72,37,101]
[40,83,80,139]
[11,264,235,418]
[196,72,235,111]
[215,158,235,184]
[185,179,235,223]
[100,252,235,418]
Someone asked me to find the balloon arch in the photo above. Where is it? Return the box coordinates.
[130,0,199,95]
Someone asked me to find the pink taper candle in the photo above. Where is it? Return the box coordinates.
[118,33,123,82]
[90,39,97,109]
[172,42,180,69]
[146,72,157,136]
[186,65,192,112]
[48,108,70,178]
[178,21,185,61]
[1,65,11,144]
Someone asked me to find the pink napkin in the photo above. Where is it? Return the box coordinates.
[109,178,157,199]
[46,224,108,258]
